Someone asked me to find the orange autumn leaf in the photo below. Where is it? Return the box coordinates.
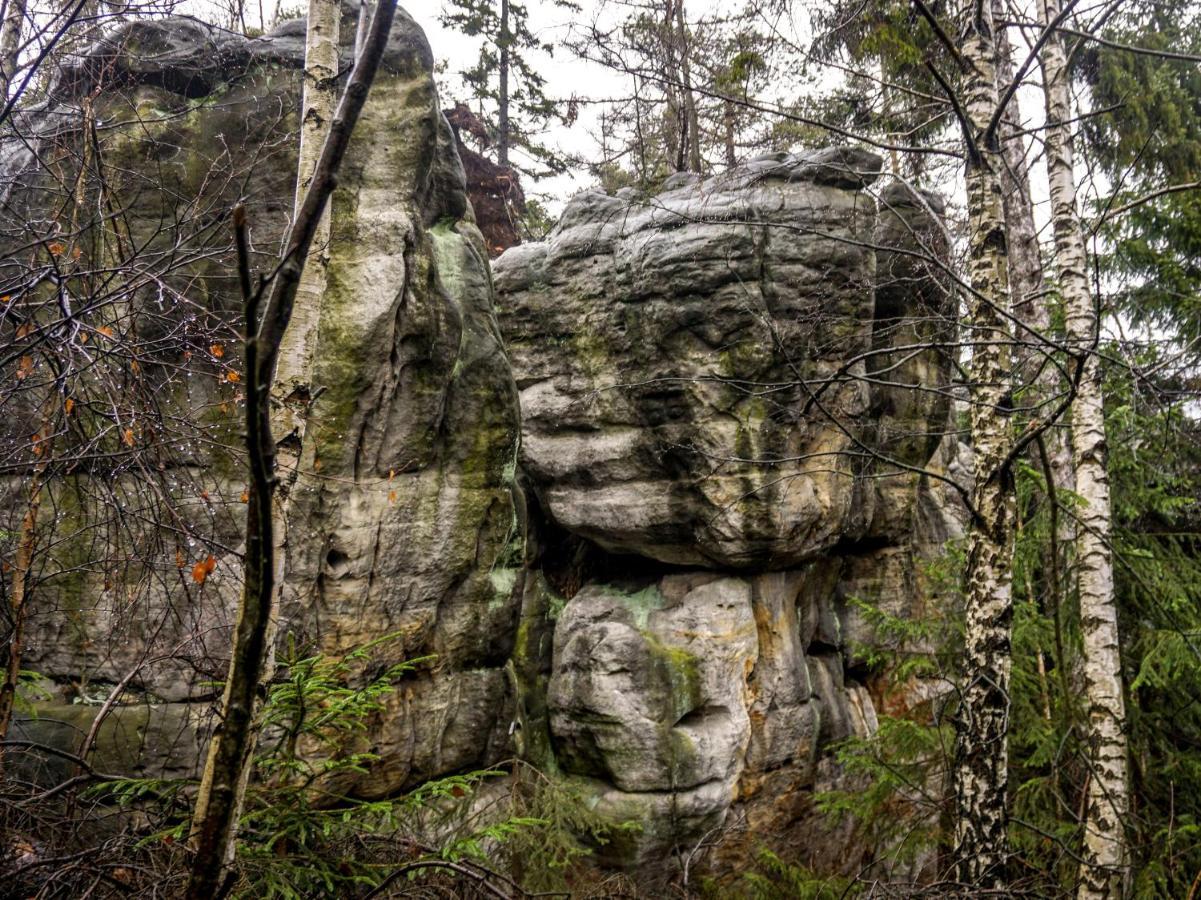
[64,397,74,415]
[48,241,65,256]
[31,433,43,457]
[203,555,216,574]
[225,371,240,383]
[79,332,88,343]
[387,490,397,505]
[71,246,82,260]
[16,355,33,380]
[210,343,225,358]
[122,428,135,446]
[191,560,208,584]
[15,321,32,339]
[175,549,185,569]
[97,325,114,338]
[239,489,249,503]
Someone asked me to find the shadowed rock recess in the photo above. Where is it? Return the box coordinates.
[0,6,967,885]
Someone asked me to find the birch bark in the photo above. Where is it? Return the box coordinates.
[274,0,340,448]
[187,1,352,894]
[1037,0,1130,893]
[952,0,1018,886]
[0,0,27,100]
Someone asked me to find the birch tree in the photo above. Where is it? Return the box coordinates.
[185,2,395,894]
[945,0,1018,884]
[0,0,27,100]
[1038,0,1130,892]
[274,0,340,456]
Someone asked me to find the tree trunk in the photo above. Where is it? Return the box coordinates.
[0,0,27,99]
[0,403,51,746]
[1038,0,1130,894]
[273,0,340,447]
[673,0,701,172]
[993,5,1044,343]
[952,0,1018,887]
[660,1,683,171]
[723,96,735,169]
[0,460,44,742]
[498,0,510,169]
[185,2,394,894]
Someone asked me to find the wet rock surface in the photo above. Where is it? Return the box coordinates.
[2,6,968,885]
[3,6,521,798]
[496,164,966,870]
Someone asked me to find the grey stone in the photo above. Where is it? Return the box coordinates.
[3,5,521,799]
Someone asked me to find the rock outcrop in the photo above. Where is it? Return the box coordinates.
[495,156,965,874]
[1,6,966,887]
[2,7,521,796]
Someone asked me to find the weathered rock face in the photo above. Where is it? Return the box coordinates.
[2,8,521,796]
[496,154,884,569]
[495,160,965,874]
[3,6,966,885]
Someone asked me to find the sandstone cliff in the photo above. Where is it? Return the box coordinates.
[0,7,966,886]
[2,7,522,796]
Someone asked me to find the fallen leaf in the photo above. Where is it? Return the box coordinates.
[16,356,33,380]
[64,398,74,414]
[388,490,397,505]
[240,489,249,503]
[203,555,216,574]
[97,325,114,338]
[15,321,32,339]
[48,241,65,256]
[225,371,240,383]
[79,332,88,343]
[122,428,135,446]
[210,343,225,358]
[175,549,185,569]
[191,561,207,584]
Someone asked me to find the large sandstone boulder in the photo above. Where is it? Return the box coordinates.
[1,7,521,795]
[495,161,965,871]
[495,150,956,570]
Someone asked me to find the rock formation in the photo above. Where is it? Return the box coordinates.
[2,7,522,796]
[0,5,966,886]
[495,157,966,875]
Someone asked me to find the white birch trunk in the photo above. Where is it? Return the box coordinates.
[1038,1,1130,894]
[190,0,341,876]
[952,0,1018,887]
[0,0,27,100]
[275,0,340,439]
